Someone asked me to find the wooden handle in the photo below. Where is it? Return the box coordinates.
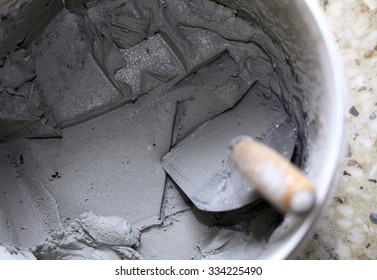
[231,137,315,213]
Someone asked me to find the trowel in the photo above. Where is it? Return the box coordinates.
[162,88,315,213]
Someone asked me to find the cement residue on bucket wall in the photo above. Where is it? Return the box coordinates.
[0,0,304,259]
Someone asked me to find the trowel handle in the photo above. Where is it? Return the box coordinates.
[231,137,315,213]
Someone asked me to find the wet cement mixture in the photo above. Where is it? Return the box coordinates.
[0,0,302,259]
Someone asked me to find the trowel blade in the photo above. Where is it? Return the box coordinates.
[162,89,298,212]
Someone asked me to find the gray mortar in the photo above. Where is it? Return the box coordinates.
[0,0,305,259]
[31,211,141,260]
[0,0,63,56]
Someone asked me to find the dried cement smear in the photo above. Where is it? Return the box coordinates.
[0,0,302,259]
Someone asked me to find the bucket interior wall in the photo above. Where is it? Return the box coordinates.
[218,0,344,258]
